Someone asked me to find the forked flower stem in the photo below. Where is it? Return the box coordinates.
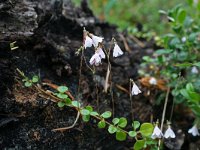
[160,87,170,132]
[158,87,170,150]
[103,39,115,117]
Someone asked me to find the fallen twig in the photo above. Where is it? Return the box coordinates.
[115,84,129,95]
[130,35,145,48]
[119,34,131,52]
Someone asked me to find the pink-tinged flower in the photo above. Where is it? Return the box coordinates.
[96,47,105,59]
[91,35,104,47]
[149,77,157,85]
[89,53,101,66]
[84,36,93,49]
[164,126,176,139]
[151,125,163,139]
[188,124,200,136]
[113,44,123,57]
[131,83,142,95]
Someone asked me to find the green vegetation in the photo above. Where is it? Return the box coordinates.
[139,2,200,125]
[72,0,191,35]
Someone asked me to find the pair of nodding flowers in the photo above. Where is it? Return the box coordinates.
[83,29,123,66]
[152,123,200,138]
[151,121,176,139]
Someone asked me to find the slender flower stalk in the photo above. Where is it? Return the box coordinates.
[158,88,170,149]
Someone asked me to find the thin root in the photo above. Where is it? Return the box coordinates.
[52,111,80,132]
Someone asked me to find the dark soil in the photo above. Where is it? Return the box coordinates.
[0,0,199,150]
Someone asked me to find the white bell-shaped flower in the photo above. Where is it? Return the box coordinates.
[113,44,123,57]
[164,126,176,139]
[181,37,187,43]
[96,47,105,59]
[91,35,103,47]
[188,124,200,136]
[84,36,93,49]
[131,83,142,95]
[151,125,163,139]
[191,66,199,74]
[89,53,101,66]
[149,77,157,85]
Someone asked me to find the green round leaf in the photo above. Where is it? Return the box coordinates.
[180,89,190,100]
[112,118,119,125]
[71,101,81,107]
[116,131,127,141]
[118,117,127,128]
[98,120,106,128]
[139,123,153,137]
[25,81,32,87]
[57,86,68,93]
[57,93,68,99]
[128,131,137,137]
[101,111,112,119]
[177,9,186,23]
[80,109,90,115]
[188,91,200,102]
[32,75,39,83]
[85,105,93,112]
[132,121,140,130]
[108,125,117,134]
[65,98,72,105]
[186,83,194,92]
[58,101,65,108]
[90,111,99,116]
[188,33,197,42]
[194,62,200,67]
[145,140,157,145]
[82,115,90,122]
[134,140,145,150]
